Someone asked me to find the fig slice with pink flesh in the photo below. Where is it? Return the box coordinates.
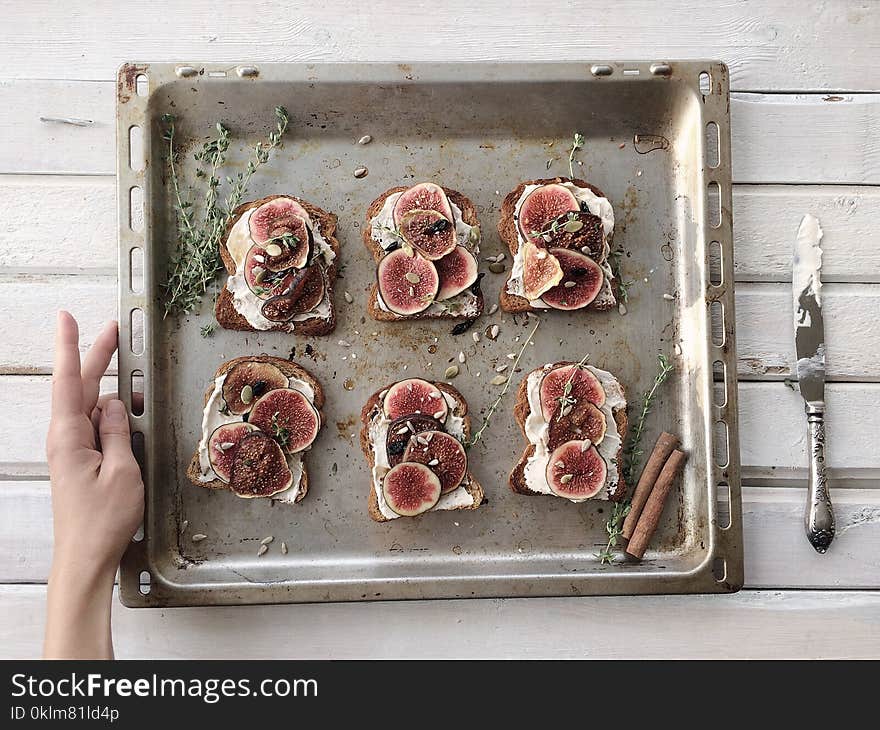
[517,183,580,245]
[229,431,293,498]
[402,430,467,494]
[539,364,605,420]
[386,414,442,467]
[207,422,259,482]
[521,241,563,300]
[382,379,448,422]
[249,198,310,244]
[545,440,607,501]
[392,182,454,227]
[248,388,320,453]
[260,265,325,322]
[244,244,298,300]
[547,399,607,450]
[221,360,288,415]
[382,462,442,516]
[377,249,439,315]
[435,245,479,300]
[541,248,604,310]
[548,211,605,257]
[399,209,456,260]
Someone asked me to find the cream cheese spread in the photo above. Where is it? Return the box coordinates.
[368,389,474,520]
[521,363,626,502]
[196,372,317,502]
[224,204,335,331]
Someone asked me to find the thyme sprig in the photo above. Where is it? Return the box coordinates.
[530,211,583,242]
[270,411,290,449]
[467,319,540,449]
[607,247,635,304]
[162,106,290,317]
[597,353,674,564]
[568,132,586,179]
[556,353,590,419]
[264,231,301,249]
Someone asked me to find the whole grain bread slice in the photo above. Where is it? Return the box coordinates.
[186,355,324,503]
[215,194,340,336]
[359,380,485,522]
[509,361,628,502]
[497,177,616,314]
[363,185,484,321]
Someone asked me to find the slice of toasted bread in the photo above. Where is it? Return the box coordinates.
[359,381,485,522]
[363,185,484,321]
[215,194,339,335]
[498,177,617,314]
[509,361,628,502]
[186,355,324,503]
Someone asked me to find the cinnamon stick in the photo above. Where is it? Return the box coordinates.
[621,432,680,540]
[625,449,687,560]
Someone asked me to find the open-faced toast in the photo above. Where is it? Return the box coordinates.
[187,355,324,503]
[498,177,618,314]
[363,182,484,321]
[359,378,485,522]
[215,194,339,335]
[509,361,628,503]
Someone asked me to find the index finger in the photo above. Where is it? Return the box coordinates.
[52,310,83,418]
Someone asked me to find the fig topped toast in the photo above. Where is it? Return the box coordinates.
[498,177,617,313]
[364,182,484,321]
[359,378,485,522]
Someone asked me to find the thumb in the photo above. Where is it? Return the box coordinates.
[98,399,135,467]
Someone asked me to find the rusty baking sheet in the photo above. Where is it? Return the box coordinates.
[117,62,742,606]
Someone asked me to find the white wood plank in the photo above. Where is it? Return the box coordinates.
[4,482,878,588]
[1,1,877,91]
[1,584,877,659]
[2,80,880,184]
[0,376,876,481]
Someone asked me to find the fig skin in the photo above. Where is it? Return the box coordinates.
[229,431,294,498]
[402,430,467,494]
[221,360,288,415]
[382,462,442,517]
[539,364,605,420]
[377,249,440,316]
[545,440,607,500]
[386,414,442,467]
[399,209,457,260]
[521,241,563,300]
[541,248,604,311]
[248,388,320,454]
[261,265,325,322]
[208,422,259,482]
[382,378,448,422]
[435,246,479,300]
[392,182,454,227]
[547,399,607,450]
[249,197,311,245]
[517,183,579,245]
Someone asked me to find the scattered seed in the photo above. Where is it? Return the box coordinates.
[265,243,283,257]
[564,280,576,288]
[618,142,626,149]
[495,364,508,373]
[489,262,506,274]
[554,460,566,468]
[429,391,442,399]
[674,343,683,356]
[619,302,628,315]
[240,385,254,404]
[406,420,415,433]
[396,425,409,435]
[409,286,415,297]
[458,351,466,363]
[379,389,388,400]
[405,272,421,284]
[416,435,429,446]
[192,533,207,543]
[344,291,353,303]
[257,544,269,557]
[357,134,373,145]
[561,404,573,417]
[428,458,440,466]
[472,331,480,343]
[580,439,592,452]
[490,374,508,386]
[338,339,351,347]
[560,474,574,484]
[488,303,498,315]
[495,253,505,263]
[563,219,584,233]
[662,293,675,300]
[353,166,368,178]
[253,254,265,264]
[546,159,553,169]
[487,324,500,340]
[424,432,434,442]
[281,542,288,554]
[402,243,414,257]
[445,365,460,379]
[506,352,516,360]
[433,410,445,419]
[475,372,481,377]
[219,441,235,451]
[260,536,274,546]
[180,519,189,534]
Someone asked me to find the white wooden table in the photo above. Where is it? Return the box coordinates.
[2,1,879,658]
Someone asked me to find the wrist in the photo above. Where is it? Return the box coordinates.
[49,552,117,593]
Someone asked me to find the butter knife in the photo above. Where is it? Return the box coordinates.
[793,214,834,553]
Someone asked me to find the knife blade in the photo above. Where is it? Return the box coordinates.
[793,214,834,552]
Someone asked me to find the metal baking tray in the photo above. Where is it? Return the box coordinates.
[117,62,742,606]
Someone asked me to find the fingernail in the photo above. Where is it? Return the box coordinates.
[105,399,126,423]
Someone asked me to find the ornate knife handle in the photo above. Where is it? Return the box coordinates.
[805,403,834,553]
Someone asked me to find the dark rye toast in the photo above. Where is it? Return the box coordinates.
[359,381,485,522]
[509,361,628,502]
[498,177,617,314]
[215,194,340,336]
[363,185,484,321]
[186,355,325,502]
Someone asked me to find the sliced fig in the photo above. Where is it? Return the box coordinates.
[540,364,605,420]
[244,244,297,300]
[541,248,604,310]
[402,430,467,494]
[229,431,293,498]
[249,197,310,245]
[382,462,442,516]
[382,379,448,422]
[435,245,479,300]
[207,422,259,482]
[517,183,579,244]
[377,249,439,315]
[521,241,563,300]
[261,265,325,322]
[546,440,607,500]
[400,209,456,260]
[547,211,605,257]
[249,388,320,453]
[386,414,441,467]
[221,360,288,415]
[392,182,454,227]
[262,217,312,271]
[547,399,607,450]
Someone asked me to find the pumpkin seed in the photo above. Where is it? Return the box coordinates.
[240,385,254,404]
[468,225,481,244]
[490,374,508,386]
[495,364,508,373]
[445,365,460,379]
[252,266,266,283]
[192,533,207,543]
[563,219,584,233]
[357,134,372,145]
[402,243,414,257]
[405,272,421,284]
[488,262,505,274]
[265,243,283,257]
